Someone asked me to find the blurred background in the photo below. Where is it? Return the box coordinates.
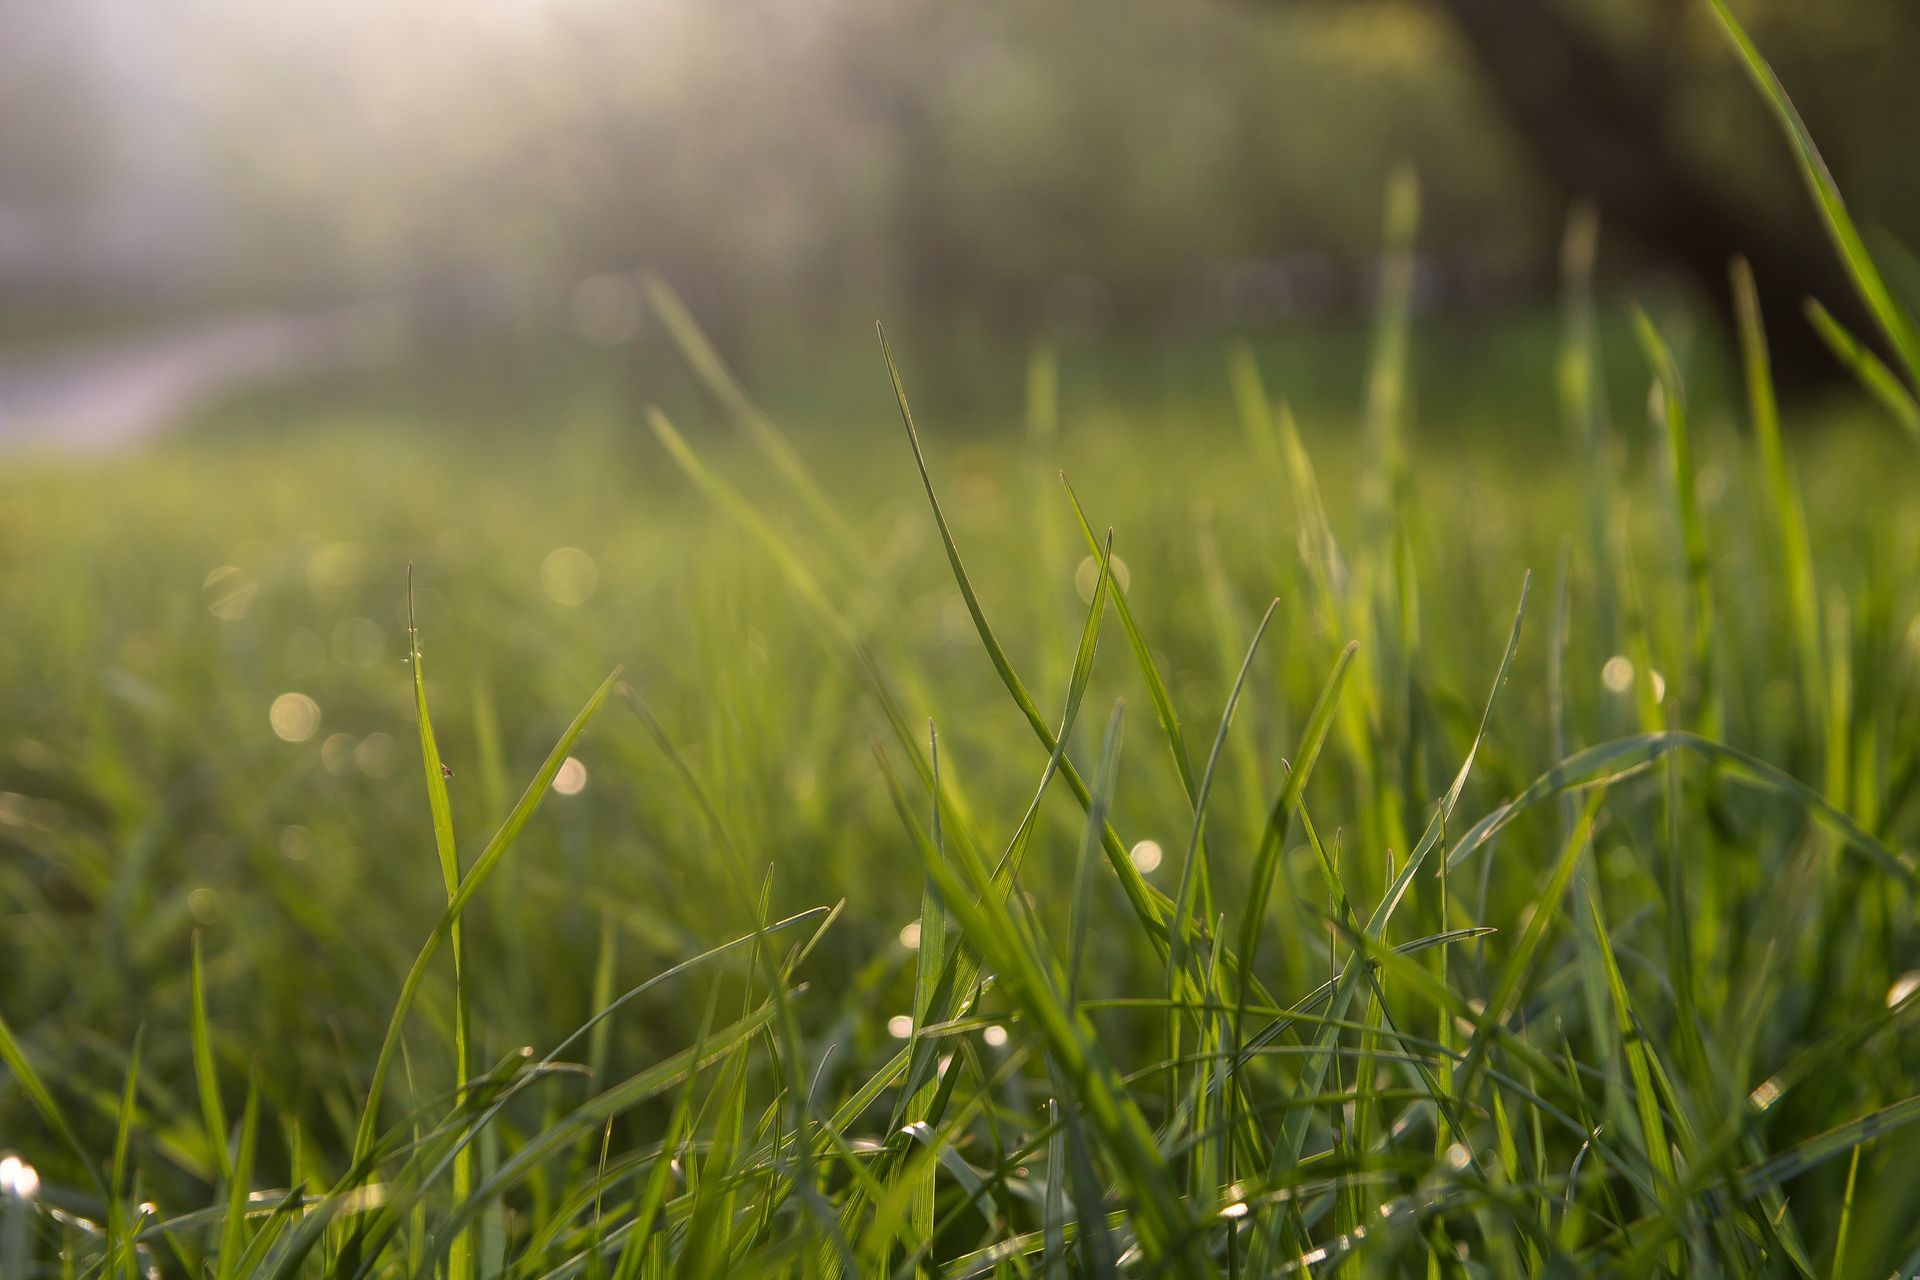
[2,0,1917,448]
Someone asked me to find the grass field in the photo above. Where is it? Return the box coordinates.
[6,6,1920,1276]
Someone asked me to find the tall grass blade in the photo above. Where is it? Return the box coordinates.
[1705,0,1920,389]
[407,566,474,1280]
[1732,261,1824,731]
[1633,311,1718,737]
[1803,299,1920,440]
[643,275,869,566]
[878,324,1171,947]
[214,1071,261,1280]
[0,1009,106,1198]
[191,932,232,1184]
[354,665,623,1164]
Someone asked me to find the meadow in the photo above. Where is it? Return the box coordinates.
[5,6,1920,1276]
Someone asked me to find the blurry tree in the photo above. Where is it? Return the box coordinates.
[1404,0,1920,377]
[1,0,1914,373]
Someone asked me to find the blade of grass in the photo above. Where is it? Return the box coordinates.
[1831,1144,1862,1276]
[1633,310,1718,738]
[353,664,623,1165]
[1583,882,1679,1244]
[1061,475,1197,800]
[1168,598,1281,1114]
[911,799,1206,1276]
[1070,704,1125,1009]
[214,1070,261,1280]
[0,1009,107,1198]
[407,567,473,1280]
[1803,298,1920,441]
[1234,641,1358,992]
[191,932,232,1185]
[1733,261,1825,733]
[1705,0,1920,389]
[878,323,1172,951]
[109,1025,143,1266]
[1443,730,1913,889]
[643,275,870,567]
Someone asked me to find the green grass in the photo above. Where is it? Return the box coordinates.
[7,9,1920,1276]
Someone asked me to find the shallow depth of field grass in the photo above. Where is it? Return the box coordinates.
[6,8,1920,1277]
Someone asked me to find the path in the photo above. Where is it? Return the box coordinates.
[0,305,399,452]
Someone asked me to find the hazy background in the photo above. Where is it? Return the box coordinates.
[2,0,1916,422]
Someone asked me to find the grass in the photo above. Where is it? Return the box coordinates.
[6,5,1920,1275]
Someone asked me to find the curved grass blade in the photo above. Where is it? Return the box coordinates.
[1168,597,1281,1042]
[108,1025,142,1255]
[1732,262,1824,729]
[910,799,1206,1276]
[1236,640,1357,987]
[1070,703,1126,1008]
[407,567,473,1280]
[1584,883,1679,1230]
[353,665,624,1165]
[0,1009,107,1198]
[191,932,232,1185]
[878,323,1171,949]
[643,276,869,567]
[1633,311,1717,737]
[1061,474,1196,798]
[1443,731,1914,889]
[1370,571,1530,933]
[1705,0,1920,388]
[1803,298,1920,440]
[214,1070,261,1280]
[647,404,977,845]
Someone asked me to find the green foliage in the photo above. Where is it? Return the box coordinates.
[5,30,1920,1278]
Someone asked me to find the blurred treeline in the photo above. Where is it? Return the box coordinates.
[2,0,1916,338]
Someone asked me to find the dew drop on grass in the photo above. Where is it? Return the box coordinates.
[1888,971,1920,1008]
[552,756,588,795]
[887,1015,914,1039]
[898,920,921,949]
[1129,839,1163,873]
[0,1154,40,1199]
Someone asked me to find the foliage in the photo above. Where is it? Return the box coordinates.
[4,8,1920,1275]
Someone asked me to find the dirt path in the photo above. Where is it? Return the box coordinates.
[0,305,399,452]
